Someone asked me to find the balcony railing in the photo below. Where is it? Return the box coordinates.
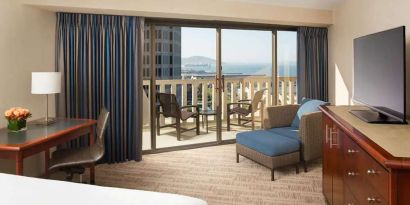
[143,76,297,120]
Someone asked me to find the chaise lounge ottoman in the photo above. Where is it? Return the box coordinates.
[236,98,327,181]
[236,129,301,181]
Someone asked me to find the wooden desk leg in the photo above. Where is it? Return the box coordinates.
[89,126,96,184]
[16,153,23,175]
[44,149,50,178]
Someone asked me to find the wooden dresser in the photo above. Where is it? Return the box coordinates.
[320,106,410,205]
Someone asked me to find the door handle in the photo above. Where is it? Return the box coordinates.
[221,75,225,92]
[215,76,219,90]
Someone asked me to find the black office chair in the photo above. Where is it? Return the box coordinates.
[48,108,110,184]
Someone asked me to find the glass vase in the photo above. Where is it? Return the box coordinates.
[8,119,27,132]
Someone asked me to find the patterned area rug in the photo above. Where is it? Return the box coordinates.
[92,144,325,205]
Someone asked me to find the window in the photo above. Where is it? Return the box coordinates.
[170,44,173,52]
[169,56,173,64]
[156,30,162,39]
[145,55,150,65]
[157,68,162,77]
[145,43,149,52]
[169,67,173,76]
[156,55,162,64]
[156,43,161,52]
[145,29,150,39]
[170,32,173,40]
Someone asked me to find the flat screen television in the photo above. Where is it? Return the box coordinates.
[351,26,407,124]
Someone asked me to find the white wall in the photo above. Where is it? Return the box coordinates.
[329,0,410,117]
[0,0,55,175]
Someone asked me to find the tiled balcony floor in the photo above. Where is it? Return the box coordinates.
[142,119,262,150]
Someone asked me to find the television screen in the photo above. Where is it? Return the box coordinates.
[353,26,406,122]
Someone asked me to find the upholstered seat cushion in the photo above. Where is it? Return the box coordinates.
[268,127,300,142]
[49,144,104,171]
[291,98,328,128]
[236,130,300,157]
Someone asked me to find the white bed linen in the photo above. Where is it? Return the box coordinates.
[0,173,207,205]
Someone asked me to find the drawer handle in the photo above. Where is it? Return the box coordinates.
[329,129,338,148]
[347,149,359,154]
[347,203,355,205]
[347,171,358,176]
[367,197,380,203]
[367,169,377,175]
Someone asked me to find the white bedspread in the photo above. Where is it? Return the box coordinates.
[0,173,207,205]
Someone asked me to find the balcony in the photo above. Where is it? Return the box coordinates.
[142,76,297,149]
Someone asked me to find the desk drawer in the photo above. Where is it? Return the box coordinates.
[344,185,359,205]
[360,148,389,200]
[343,135,389,202]
[356,183,387,205]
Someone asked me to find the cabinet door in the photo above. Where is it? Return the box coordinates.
[332,127,344,205]
[322,115,333,204]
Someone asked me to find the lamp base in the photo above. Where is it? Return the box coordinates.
[32,118,57,126]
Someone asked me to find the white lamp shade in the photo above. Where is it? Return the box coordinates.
[31,72,62,94]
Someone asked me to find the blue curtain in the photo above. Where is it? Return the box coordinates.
[297,27,328,102]
[55,13,142,163]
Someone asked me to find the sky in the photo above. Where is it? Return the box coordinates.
[181,27,297,64]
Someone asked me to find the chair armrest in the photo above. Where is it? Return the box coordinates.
[227,102,251,112]
[299,111,323,162]
[227,102,251,107]
[238,99,251,102]
[181,105,199,112]
[262,105,299,129]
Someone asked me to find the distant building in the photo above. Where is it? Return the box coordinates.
[143,26,181,79]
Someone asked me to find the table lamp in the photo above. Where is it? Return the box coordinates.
[31,72,61,125]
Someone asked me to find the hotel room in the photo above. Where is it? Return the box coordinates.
[1,0,410,204]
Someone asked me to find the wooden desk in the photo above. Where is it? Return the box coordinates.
[0,119,96,181]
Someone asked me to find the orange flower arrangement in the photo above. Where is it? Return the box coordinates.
[4,107,32,121]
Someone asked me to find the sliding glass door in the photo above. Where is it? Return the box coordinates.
[277,31,298,105]
[220,29,273,140]
[142,21,297,152]
[142,24,220,150]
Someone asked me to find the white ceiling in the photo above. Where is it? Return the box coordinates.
[224,0,343,10]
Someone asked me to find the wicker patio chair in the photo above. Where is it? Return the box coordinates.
[227,89,267,131]
[156,93,200,141]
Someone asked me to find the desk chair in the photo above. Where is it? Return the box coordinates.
[48,108,110,184]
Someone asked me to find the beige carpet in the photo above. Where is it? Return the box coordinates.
[79,144,325,205]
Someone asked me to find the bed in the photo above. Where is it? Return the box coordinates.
[0,173,207,205]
